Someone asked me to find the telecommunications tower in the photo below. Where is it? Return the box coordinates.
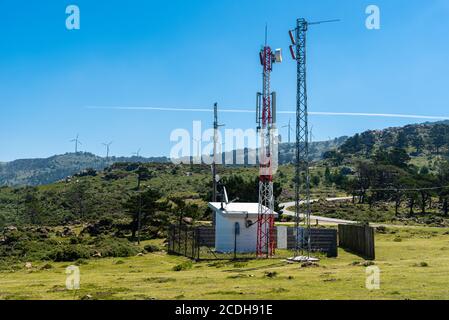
[256,29,282,258]
[289,18,339,258]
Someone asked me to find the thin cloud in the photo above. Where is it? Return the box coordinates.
[85,106,449,121]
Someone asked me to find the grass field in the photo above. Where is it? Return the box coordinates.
[1,226,449,300]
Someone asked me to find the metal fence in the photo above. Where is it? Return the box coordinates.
[167,224,338,260]
[288,228,338,258]
[338,224,375,260]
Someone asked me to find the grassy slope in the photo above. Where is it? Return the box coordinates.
[0,163,344,226]
[1,226,449,300]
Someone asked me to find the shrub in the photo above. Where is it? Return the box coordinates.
[48,245,91,262]
[94,236,139,258]
[40,263,53,270]
[173,261,193,271]
[376,226,388,234]
[75,259,88,266]
[144,244,161,253]
[419,262,429,267]
[233,261,248,268]
[70,237,81,244]
[264,271,278,278]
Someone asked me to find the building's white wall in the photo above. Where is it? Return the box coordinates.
[215,211,257,253]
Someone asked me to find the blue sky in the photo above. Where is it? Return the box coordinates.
[1,0,449,161]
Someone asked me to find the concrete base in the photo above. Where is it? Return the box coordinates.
[287,256,320,263]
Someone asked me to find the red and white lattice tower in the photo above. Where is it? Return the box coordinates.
[256,43,281,258]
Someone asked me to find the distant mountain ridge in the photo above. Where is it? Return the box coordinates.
[338,121,449,157]
[2,120,448,187]
[0,152,169,187]
[0,137,346,186]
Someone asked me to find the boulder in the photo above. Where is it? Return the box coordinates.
[4,226,18,232]
[182,217,193,225]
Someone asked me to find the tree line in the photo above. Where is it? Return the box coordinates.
[326,148,449,216]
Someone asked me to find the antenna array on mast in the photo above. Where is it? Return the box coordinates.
[289,18,339,258]
[256,27,282,258]
[212,103,225,202]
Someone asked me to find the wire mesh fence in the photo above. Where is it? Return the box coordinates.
[167,224,338,261]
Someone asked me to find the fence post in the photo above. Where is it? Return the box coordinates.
[168,226,172,253]
[191,229,195,259]
[197,228,200,261]
[184,226,188,257]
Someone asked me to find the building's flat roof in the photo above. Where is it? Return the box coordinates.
[208,202,278,217]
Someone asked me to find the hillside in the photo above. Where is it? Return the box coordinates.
[0,138,346,187]
[0,153,169,187]
[1,120,448,187]
[339,121,449,158]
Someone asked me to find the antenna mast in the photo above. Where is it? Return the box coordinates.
[212,103,224,202]
[256,29,282,258]
[289,18,339,258]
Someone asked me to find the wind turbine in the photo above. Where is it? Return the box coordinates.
[70,134,82,153]
[310,125,315,144]
[102,141,113,159]
[132,148,141,158]
[282,119,294,144]
[192,138,202,164]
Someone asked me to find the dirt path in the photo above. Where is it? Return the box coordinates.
[279,197,355,225]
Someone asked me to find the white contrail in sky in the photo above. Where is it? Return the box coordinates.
[86,106,449,120]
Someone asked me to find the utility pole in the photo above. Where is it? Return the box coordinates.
[289,18,339,258]
[212,103,224,202]
[137,188,142,245]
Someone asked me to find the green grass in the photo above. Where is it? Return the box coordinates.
[1,227,449,300]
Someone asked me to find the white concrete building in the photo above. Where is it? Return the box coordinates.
[208,202,278,253]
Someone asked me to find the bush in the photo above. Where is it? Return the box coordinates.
[173,261,193,271]
[93,236,138,258]
[376,226,388,234]
[75,259,88,266]
[264,271,278,278]
[144,244,161,253]
[70,237,81,244]
[420,262,429,267]
[48,245,91,262]
[233,261,248,268]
